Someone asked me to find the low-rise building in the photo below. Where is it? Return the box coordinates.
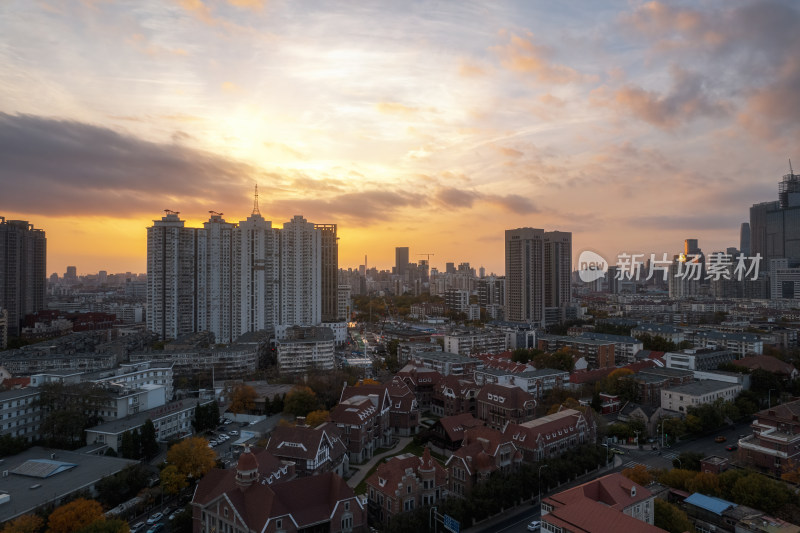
[731,355,798,379]
[266,424,349,478]
[0,447,138,523]
[192,446,364,533]
[578,332,643,366]
[664,348,736,371]
[445,426,522,497]
[537,334,615,369]
[129,344,257,379]
[85,398,209,451]
[739,400,800,476]
[396,364,442,410]
[365,448,447,527]
[504,408,595,462]
[275,326,335,374]
[475,383,536,430]
[428,413,484,455]
[686,330,765,356]
[632,323,686,344]
[397,342,442,367]
[430,375,478,417]
[444,330,507,357]
[541,473,663,533]
[412,351,483,377]
[330,385,391,464]
[0,387,42,442]
[473,367,569,398]
[660,380,742,413]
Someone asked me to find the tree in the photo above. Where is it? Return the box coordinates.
[729,472,793,514]
[687,472,720,496]
[305,410,330,427]
[654,499,696,533]
[119,431,137,460]
[47,498,105,533]
[140,419,159,459]
[228,384,258,415]
[3,515,44,533]
[782,458,800,483]
[283,386,319,417]
[166,437,216,480]
[622,464,652,486]
[674,451,704,471]
[657,469,697,492]
[271,393,284,413]
[160,464,189,495]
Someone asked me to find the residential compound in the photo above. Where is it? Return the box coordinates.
[147,197,347,343]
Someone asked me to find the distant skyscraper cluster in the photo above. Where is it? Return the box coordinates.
[504,227,573,326]
[0,217,47,341]
[749,168,800,265]
[146,190,339,342]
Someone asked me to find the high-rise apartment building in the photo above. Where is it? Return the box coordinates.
[395,247,409,278]
[280,215,321,326]
[316,224,339,322]
[505,227,572,326]
[0,218,47,338]
[505,228,545,325]
[199,213,235,343]
[233,206,279,338]
[544,231,572,309]
[750,169,800,267]
[146,211,199,340]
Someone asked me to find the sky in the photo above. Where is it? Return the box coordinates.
[1,0,798,276]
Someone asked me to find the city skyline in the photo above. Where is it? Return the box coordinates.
[2,1,799,275]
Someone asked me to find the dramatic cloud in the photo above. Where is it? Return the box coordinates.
[0,113,257,216]
[597,65,729,129]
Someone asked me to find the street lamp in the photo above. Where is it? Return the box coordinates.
[538,464,549,503]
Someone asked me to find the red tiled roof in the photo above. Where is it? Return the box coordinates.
[330,395,380,425]
[267,426,329,461]
[544,498,666,533]
[546,472,653,511]
[476,383,536,409]
[733,355,796,375]
[504,409,585,448]
[366,447,447,497]
[437,413,484,442]
[193,467,357,530]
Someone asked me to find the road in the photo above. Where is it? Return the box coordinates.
[465,419,754,532]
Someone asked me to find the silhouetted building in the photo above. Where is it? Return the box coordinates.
[0,218,47,337]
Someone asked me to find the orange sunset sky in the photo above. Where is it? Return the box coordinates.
[1,1,798,276]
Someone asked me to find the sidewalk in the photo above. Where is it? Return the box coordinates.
[346,436,413,488]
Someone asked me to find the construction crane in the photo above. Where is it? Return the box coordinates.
[164,209,180,215]
[417,253,435,262]
[209,210,224,217]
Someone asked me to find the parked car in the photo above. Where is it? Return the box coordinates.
[130,522,145,533]
[527,520,541,531]
[229,430,239,436]
[169,511,181,521]
[209,440,218,446]
[611,448,625,455]
[726,444,738,451]
[715,436,727,443]
[146,513,163,525]
[146,524,164,533]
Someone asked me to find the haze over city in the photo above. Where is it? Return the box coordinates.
[2,0,799,275]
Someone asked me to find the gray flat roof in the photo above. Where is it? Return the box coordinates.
[0,388,40,402]
[667,379,740,395]
[86,398,205,436]
[0,446,137,523]
[414,351,476,363]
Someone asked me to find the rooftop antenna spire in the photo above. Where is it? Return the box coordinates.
[253,184,261,215]
[791,158,794,176]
